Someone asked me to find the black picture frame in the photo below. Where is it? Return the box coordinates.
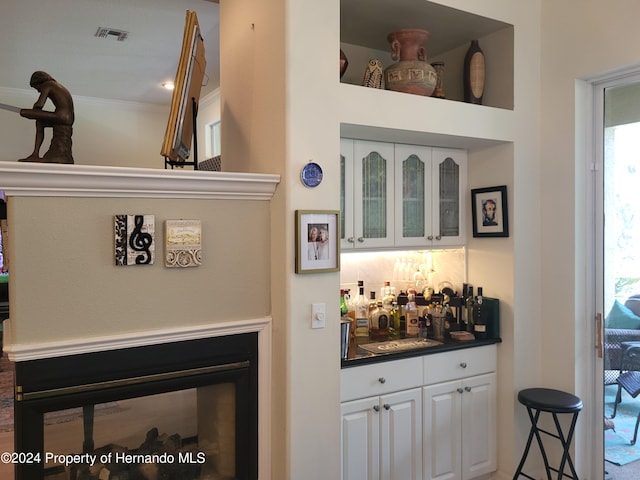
[471,185,509,237]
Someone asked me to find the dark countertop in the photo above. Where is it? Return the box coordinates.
[341,334,502,368]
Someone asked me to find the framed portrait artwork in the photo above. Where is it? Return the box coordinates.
[295,210,340,273]
[471,185,509,237]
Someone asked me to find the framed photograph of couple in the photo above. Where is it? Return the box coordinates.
[295,210,340,273]
[471,185,509,238]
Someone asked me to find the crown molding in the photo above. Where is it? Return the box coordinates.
[0,161,280,200]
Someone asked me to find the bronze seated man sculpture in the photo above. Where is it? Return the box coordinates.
[19,71,74,164]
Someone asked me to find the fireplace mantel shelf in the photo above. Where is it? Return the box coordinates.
[0,161,280,200]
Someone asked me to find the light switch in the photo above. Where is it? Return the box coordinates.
[311,303,326,329]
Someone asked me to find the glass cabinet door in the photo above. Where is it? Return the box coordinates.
[431,148,467,245]
[353,141,395,248]
[394,144,432,247]
[340,138,355,249]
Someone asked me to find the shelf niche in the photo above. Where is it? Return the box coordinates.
[340,0,514,111]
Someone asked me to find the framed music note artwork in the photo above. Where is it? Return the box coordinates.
[114,214,156,266]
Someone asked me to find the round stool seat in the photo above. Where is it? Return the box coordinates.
[518,388,583,414]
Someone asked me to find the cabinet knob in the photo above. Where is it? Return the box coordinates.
[373,405,380,412]
[357,237,365,243]
[457,387,464,394]
[427,235,434,241]
[347,237,355,243]
[465,386,472,392]
[383,403,391,410]
[435,235,442,240]
[378,377,386,384]
[459,362,467,368]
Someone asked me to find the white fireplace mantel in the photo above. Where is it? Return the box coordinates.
[0,161,280,200]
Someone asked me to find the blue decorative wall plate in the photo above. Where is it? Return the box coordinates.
[300,162,323,188]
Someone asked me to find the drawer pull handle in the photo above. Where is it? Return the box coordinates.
[378,377,386,384]
[457,387,464,394]
[383,403,390,410]
[465,386,472,392]
[373,405,380,412]
[459,362,467,368]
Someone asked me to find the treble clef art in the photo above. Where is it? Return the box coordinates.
[129,215,153,264]
[114,214,155,266]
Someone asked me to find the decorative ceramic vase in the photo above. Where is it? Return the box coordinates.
[384,29,437,96]
[463,40,485,104]
[431,61,446,98]
[340,49,349,78]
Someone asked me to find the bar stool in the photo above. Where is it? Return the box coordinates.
[513,388,583,480]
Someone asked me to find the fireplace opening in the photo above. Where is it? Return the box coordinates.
[14,333,258,480]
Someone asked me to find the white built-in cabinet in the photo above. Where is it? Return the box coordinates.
[422,346,497,480]
[340,139,467,250]
[340,346,496,480]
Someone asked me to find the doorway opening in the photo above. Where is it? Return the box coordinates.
[599,77,640,478]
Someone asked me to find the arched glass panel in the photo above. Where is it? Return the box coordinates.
[362,151,387,239]
[402,154,425,237]
[439,157,460,236]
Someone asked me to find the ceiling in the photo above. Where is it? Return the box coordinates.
[0,0,219,106]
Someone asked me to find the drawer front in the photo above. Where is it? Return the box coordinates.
[423,345,497,385]
[341,357,423,402]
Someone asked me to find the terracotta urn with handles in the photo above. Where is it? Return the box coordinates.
[384,29,437,96]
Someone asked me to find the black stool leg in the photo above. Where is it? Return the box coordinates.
[513,407,552,480]
[552,411,579,480]
[529,407,554,480]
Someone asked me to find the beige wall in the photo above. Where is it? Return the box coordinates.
[221,0,541,478]
[6,195,270,345]
[0,87,220,169]
[8,0,639,477]
[540,0,640,473]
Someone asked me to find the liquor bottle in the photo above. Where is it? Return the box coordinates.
[405,290,420,337]
[381,281,396,310]
[473,287,488,339]
[369,300,390,339]
[340,289,349,317]
[391,301,401,336]
[354,286,370,338]
[368,291,377,310]
[399,315,407,338]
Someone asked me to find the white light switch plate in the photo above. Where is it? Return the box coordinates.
[311,303,326,329]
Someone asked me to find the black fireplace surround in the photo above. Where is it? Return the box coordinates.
[13,332,259,480]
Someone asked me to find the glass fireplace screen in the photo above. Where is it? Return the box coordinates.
[42,384,236,480]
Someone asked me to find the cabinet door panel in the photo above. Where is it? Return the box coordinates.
[431,148,467,246]
[340,138,355,249]
[380,388,422,480]
[423,381,461,480]
[341,397,380,480]
[461,373,496,480]
[394,144,432,247]
[354,141,395,248]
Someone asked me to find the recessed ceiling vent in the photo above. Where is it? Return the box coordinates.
[94,27,129,41]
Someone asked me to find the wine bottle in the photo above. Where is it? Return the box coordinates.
[465,285,474,332]
[473,287,488,339]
